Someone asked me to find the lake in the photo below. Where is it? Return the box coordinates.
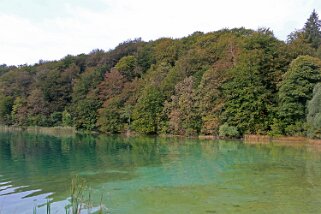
[1,132,321,213]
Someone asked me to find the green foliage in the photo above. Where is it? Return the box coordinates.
[62,110,72,126]
[287,30,316,58]
[11,97,28,126]
[163,76,201,135]
[0,95,14,125]
[219,123,239,138]
[132,86,164,134]
[0,64,14,76]
[278,56,321,135]
[307,83,321,138]
[37,63,79,113]
[97,98,123,133]
[71,98,101,131]
[115,55,139,79]
[137,44,155,72]
[303,10,321,49]
[2,17,321,138]
[27,89,49,119]
[69,67,105,131]
[0,70,33,97]
[287,10,321,57]
[153,38,181,65]
[50,112,62,126]
[221,54,274,135]
[269,119,285,136]
[196,60,235,135]
[160,66,184,98]
[72,67,104,103]
[28,114,50,127]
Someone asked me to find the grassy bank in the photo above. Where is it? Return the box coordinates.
[0,125,76,137]
[244,134,321,144]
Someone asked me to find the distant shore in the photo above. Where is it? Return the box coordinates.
[0,125,320,144]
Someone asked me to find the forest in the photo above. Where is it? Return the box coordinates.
[0,11,320,139]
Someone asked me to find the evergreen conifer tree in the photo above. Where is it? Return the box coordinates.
[303,10,321,49]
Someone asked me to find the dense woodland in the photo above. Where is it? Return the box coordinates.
[0,11,321,138]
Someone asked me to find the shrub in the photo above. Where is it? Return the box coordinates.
[219,123,239,138]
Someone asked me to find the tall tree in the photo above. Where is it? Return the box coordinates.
[307,83,321,138]
[70,67,105,131]
[277,56,321,135]
[0,95,13,125]
[132,86,164,134]
[97,97,124,133]
[115,55,140,80]
[303,10,321,49]
[98,69,125,101]
[221,57,272,135]
[163,76,201,135]
[196,61,232,135]
[221,31,287,135]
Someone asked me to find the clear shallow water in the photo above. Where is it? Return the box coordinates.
[1,133,321,213]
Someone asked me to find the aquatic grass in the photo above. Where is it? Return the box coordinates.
[33,200,51,214]
[70,176,87,214]
[46,200,51,214]
[27,126,76,137]
[0,125,76,137]
[33,176,108,214]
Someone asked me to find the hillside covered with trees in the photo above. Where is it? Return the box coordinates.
[0,11,321,138]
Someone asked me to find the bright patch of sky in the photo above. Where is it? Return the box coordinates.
[0,0,107,20]
[0,0,320,65]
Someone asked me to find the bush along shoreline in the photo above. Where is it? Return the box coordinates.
[0,11,321,139]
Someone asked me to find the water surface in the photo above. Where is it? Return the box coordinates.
[0,132,321,213]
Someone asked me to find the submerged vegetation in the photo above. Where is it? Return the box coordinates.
[0,11,321,138]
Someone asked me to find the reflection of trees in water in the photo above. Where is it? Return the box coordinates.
[1,132,321,208]
[0,133,219,201]
[0,133,135,201]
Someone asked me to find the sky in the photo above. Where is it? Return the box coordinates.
[0,0,320,66]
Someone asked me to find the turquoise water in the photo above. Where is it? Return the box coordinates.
[1,132,321,213]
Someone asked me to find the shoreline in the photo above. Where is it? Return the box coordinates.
[244,134,321,145]
[0,125,320,144]
[0,125,76,137]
